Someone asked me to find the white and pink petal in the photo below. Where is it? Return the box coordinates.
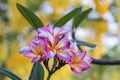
[19,46,30,54]
[53,27,61,37]
[58,28,69,36]
[80,61,90,71]
[84,54,92,64]
[57,50,71,61]
[46,50,56,58]
[71,66,82,74]
[56,39,70,50]
[31,56,41,63]
[23,51,37,58]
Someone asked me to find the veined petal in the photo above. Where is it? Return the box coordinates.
[31,56,41,63]
[38,30,48,38]
[58,28,69,36]
[45,24,53,33]
[70,42,79,53]
[29,41,38,54]
[71,67,82,74]
[79,51,92,64]
[54,27,70,41]
[38,29,54,46]
[46,50,56,58]
[19,46,30,54]
[57,50,71,61]
[23,51,37,58]
[84,54,92,64]
[80,61,90,71]
[38,39,48,50]
[78,52,86,60]
[53,27,61,37]
[68,51,91,74]
[68,59,83,74]
[56,39,70,50]
[46,31,54,45]
[29,40,46,55]
[68,60,82,74]
[38,24,53,34]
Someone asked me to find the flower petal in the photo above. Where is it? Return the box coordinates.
[57,50,70,61]
[84,54,92,64]
[19,46,30,54]
[38,24,53,35]
[31,56,41,63]
[71,67,82,74]
[70,42,79,53]
[23,51,37,58]
[68,51,91,74]
[47,32,54,45]
[45,24,53,33]
[79,52,92,64]
[29,40,46,55]
[58,28,69,36]
[46,50,56,58]
[53,27,61,37]
[68,60,88,74]
[29,41,38,54]
[54,27,69,35]
[80,61,90,71]
[38,30,48,38]
[56,39,70,50]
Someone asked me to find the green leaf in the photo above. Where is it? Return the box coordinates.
[31,62,44,80]
[72,8,92,28]
[16,3,44,29]
[72,39,96,48]
[0,67,21,80]
[54,7,82,27]
[25,0,44,12]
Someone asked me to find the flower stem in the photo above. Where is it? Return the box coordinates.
[47,73,52,80]
[44,57,67,80]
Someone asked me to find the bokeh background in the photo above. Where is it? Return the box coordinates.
[0,0,120,80]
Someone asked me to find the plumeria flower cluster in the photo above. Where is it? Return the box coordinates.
[19,24,92,74]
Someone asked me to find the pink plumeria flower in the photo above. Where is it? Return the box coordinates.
[38,24,69,39]
[67,42,92,74]
[68,51,92,74]
[19,39,47,63]
[37,24,71,61]
[37,24,69,44]
[46,38,71,60]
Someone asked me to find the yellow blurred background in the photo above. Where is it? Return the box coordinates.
[0,0,120,80]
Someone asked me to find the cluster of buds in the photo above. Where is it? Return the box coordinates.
[19,24,92,74]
